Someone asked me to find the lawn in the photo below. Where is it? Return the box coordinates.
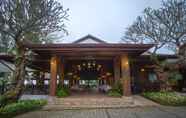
[142,92,186,106]
[0,99,47,118]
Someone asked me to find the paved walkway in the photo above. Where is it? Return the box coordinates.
[43,95,158,110]
[15,106,186,118]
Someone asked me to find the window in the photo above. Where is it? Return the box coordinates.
[148,72,157,83]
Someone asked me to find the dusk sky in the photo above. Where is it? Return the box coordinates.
[59,0,163,42]
[58,0,171,53]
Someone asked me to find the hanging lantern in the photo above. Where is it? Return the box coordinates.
[77,65,81,68]
[98,65,102,68]
[82,63,86,66]
[141,68,145,72]
[106,72,111,76]
[88,62,91,66]
[73,75,77,78]
[93,62,96,66]
[67,72,73,76]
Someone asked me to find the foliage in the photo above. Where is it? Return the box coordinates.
[0,95,8,107]
[108,89,122,97]
[107,81,123,97]
[0,100,47,118]
[168,71,183,81]
[112,81,123,95]
[168,71,183,86]
[179,44,186,67]
[123,0,186,53]
[142,92,186,106]
[0,0,69,46]
[56,86,70,98]
[0,0,68,104]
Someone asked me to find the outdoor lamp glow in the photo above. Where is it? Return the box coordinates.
[141,68,145,72]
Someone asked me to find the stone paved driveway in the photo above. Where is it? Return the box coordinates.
[16,106,186,118]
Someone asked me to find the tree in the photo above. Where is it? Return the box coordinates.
[123,0,186,91]
[179,44,186,67]
[123,8,168,54]
[156,0,186,52]
[0,0,68,104]
[123,0,186,53]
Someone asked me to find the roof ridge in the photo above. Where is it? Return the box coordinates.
[73,34,107,44]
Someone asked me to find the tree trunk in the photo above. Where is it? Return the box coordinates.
[1,41,26,106]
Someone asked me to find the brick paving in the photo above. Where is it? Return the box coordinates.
[15,106,186,118]
[43,95,158,110]
[45,96,133,109]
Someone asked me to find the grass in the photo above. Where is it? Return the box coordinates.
[142,92,186,106]
[0,99,47,118]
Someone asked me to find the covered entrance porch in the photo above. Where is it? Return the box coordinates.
[26,43,154,97]
[50,54,131,96]
[64,59,114,95]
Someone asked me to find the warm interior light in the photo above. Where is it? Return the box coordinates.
[98,65,102,68]
[141,68,145,72]
[106,72,111,76]
[93,62,96,66]
[51,61,54,65]
[73,75,77,78]
[125,61,129,65]
[102,75,105,78]
[88,62,91,66]
[67,72,73,76]
[98,77,101,80]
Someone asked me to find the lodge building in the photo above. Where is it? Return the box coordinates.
[1,35,181,96]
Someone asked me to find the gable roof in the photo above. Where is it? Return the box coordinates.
[73,34,107,44]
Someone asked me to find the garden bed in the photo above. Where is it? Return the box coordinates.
[142,92,186,106]
[0,99,47,118]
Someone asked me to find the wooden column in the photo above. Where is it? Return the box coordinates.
[50,56,57,96]
[58,57,65,87]
[114,56,121,83]
[121,55,131,96]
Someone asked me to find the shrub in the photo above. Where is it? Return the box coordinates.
[168,71,183,86]
[142,92,186,106]
[0,100,47,118]
[0,95,7,107]
[56,86,70,98]
[112,81,123,95]
[107,81,123,97]
[108,89,122,97]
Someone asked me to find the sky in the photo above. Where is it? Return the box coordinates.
[59,0,161,42]
[58,0,171,53]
